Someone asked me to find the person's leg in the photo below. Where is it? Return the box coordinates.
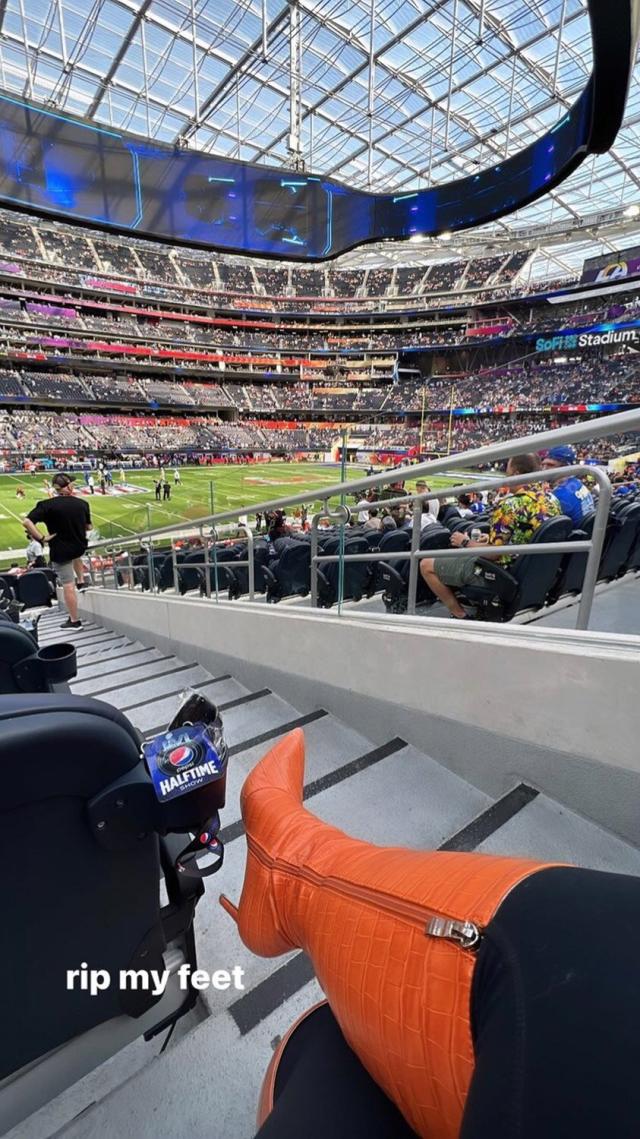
[62,581,79,623]
[54,562,80,624]
[419,556,468,617]
[461,866,640,1138]
[73,557,85,587]
[256,1003,416,1139]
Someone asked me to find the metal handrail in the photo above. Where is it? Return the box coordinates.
[310,504,350,608]
[85,406,640,552]
[192,524,255,602]
[308,464,612,630]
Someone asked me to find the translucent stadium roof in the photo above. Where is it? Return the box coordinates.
[1,0,640,266]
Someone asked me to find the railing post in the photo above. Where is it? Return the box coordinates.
[311,504,350,610]
[199,527,211,599]
[171,541,179,595]
[210,527,220,602]
[575,469,613,630]
[239,524,255,600]
[146,543,156,593]
[112,548,120,590]
[126,551,134,590]
[310,514,320,608]
[407,498,422,616]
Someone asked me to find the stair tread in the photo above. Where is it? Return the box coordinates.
[127,677,255,734]
[75,636,134,659]
[477,794,640,875]
[32,980,324,1139]
[70,656,188,696]
[97,664,213,712]
[73,647,169,681]
[309,742,493,850]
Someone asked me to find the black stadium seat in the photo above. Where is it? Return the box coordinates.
[264,540,311,602]
[13,571,56,610]
[0,693,217,1129]
[379,525,451,612]
[368,528,412,595]
[626,514,640,573]
[548,527,590,603]
[599,502,640,581]
[226,538,272,599]
[461,515,573,619]
[0,576,15,602]
[317,535,371,607]
[0,617,77,693]
[438,505,461,530]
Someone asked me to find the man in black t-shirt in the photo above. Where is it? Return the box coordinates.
[24,473,91,628]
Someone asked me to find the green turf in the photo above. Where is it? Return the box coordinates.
[0,462,460,563]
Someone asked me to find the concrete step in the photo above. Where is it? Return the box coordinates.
[74,640,155,665]
[38,624,104,645]
[310,742,493,850]
[95,664,213,713]
[127,676,252,735]
[477,793,640,875]
[18,978,325,1139]
[70,656,189,697]
[73,648,174,683]
[75,636,137,660]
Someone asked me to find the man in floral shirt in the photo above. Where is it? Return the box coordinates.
[419,453,560,618]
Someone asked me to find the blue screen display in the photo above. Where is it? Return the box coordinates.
[0,93,591,260]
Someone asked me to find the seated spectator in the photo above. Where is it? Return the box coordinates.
[389,505,409,529]
[419,454,561,619]
[26,536,45,566]
[457,493,475,519]
[406,480,439,529]
[363,507,382,532]
[541,445,594,525]
[354,489,377,523]
[268,510,291,541]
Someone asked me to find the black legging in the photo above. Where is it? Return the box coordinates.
[256,867,640,1138]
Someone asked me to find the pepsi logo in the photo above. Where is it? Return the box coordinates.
[168,744,195,769]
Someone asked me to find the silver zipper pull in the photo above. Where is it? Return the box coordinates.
[426,916,481,950]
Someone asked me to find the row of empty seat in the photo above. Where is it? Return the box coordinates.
[111,497,640,622]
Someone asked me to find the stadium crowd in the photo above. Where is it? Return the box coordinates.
[0,407,635,464]
[0,212,565,315]
[0,354,637,415]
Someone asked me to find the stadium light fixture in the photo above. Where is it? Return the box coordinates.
[409,233,427,242]
[623,204,640,217]
[440,231,452,241]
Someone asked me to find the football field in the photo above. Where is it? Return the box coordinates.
[0,462,461,562]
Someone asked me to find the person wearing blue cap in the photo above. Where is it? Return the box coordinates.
[541,445,594,526]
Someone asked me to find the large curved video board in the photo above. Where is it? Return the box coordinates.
[0,0,636,260]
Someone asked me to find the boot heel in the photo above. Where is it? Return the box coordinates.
[219,894,238,922]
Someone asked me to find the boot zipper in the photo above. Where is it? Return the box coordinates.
[247,837,483,952]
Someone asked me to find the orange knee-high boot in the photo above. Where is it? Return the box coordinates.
[221,730,557,1139]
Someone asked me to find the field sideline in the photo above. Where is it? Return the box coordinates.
[0,462,462,562]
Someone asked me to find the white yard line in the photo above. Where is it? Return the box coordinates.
[87,506,139,537]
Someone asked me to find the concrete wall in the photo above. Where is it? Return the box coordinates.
[79,590,640,845]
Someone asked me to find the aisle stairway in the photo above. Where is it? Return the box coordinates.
[18,608,640,1139]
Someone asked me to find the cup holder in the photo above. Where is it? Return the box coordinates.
[36,643,78,684]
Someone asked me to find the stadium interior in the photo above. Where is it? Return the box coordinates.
[2,2,640,1138]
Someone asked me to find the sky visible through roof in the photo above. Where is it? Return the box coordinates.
[1,0,639,273]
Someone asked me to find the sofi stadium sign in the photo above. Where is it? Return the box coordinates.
[535,323,640,352]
